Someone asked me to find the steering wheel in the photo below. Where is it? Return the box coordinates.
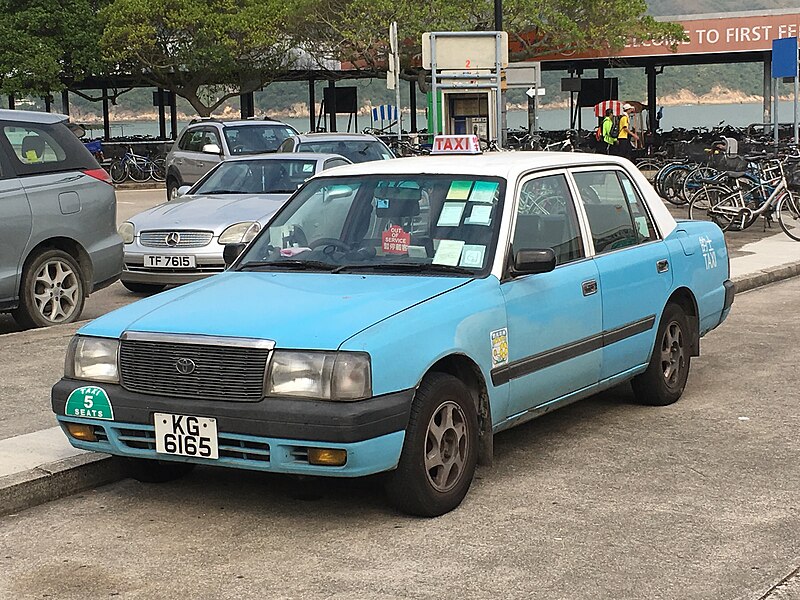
[309,238,351,251]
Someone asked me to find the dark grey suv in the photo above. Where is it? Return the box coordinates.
[0,110,122,328]
[165,118,298,200]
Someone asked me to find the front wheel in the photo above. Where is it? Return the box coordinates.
[631,303,691,406]
[777,192,800,241]
[108,159,127,184]
[384,373,478,517]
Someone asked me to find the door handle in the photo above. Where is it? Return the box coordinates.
[657,259,670,273]
[582,279,598,296]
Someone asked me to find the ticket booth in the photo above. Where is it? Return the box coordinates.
[442,90,496,141]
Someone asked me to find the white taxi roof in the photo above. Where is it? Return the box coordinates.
[319,152,677,238]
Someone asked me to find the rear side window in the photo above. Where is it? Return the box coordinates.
[573,170,639,254]
[1,121,95,176]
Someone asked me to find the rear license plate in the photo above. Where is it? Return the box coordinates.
[154,412,218,459]
[144,255,196,268]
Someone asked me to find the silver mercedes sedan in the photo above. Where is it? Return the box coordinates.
[118,153,351,293]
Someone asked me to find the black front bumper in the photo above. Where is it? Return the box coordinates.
[52,379,414,444]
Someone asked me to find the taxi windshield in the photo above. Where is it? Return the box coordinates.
[194,159,317,195]
[238,174,506,276]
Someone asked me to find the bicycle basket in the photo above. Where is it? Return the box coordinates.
[759,159,784,184]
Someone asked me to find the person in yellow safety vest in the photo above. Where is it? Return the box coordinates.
[602,108,617,154]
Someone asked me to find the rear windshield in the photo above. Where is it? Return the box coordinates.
[296,140,393,163]
[223,125,297,155]
[1,120,97,176]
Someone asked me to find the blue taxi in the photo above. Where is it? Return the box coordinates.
[52,137,734,516]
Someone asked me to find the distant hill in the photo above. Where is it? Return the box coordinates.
[648,0,799,16]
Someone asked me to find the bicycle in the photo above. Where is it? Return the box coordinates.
[108,147,166,184]
[689,158,800,240]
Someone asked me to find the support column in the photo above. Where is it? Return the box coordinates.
[169,91,178,140]
[764,52,773,125]
[327,80,337,132]
[44,94,51,113]
[240,91,254,119]
[409,79,417,133]
[157,88,167,139]
[8,95,14,110]
[61,90,69,116]
[308,79,316,132]
[646,65,657,134]
[102,88,111,141]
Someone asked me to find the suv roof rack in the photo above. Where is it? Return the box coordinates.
[187,117,222,125]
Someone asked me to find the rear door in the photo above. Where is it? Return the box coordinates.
[571,167,673,381]
[498,171,602,418]
[0,148,30,303]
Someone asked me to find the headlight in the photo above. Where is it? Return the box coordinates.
[266,351,371,401]
[118,222,134,244]
[65,336,119,383]
[219,222,260,244]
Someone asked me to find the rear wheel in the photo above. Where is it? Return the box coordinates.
[151,157,166,182]
[125,458,195,483]
[631,303,691,406]
[384,373,478,517]
[108,159,127,184]
[166,177,180,201]
[688,184,741,231]
[127,159,151,183]
[12,249,86,328]
[122,281,167,294]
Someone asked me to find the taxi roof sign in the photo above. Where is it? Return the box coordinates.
[431,135,482,155]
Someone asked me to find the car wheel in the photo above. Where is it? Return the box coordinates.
[166,177,180,202]
[125,458,195,483]
[631,303,691,406]
[122,281,167,294]
[384,373,478,517]
[12,249,86,328]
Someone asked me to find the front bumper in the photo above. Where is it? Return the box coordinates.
[52,379,413,477]
[121,243,226,285]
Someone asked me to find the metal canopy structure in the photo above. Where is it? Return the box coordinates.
[530,8,800,133]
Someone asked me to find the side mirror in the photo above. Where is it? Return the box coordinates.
[176,185,191,197]
[223,243,247,268]
[202,143,222,155]
[513,248,556,275]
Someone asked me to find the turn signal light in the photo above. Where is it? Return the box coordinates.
[65,423,97,442]
[307,448,347,466]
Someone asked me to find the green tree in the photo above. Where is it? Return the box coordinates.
[101,0,297,116]
[0,0,107,98]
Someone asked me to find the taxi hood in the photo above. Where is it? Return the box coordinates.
[80,272,472,350]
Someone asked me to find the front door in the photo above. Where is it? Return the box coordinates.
[498,172,602,419]
[572,167,673,381]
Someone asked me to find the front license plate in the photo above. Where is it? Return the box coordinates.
[144,255,196,268]
[154,412,218,459]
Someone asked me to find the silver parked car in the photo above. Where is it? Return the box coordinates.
[0,109,122,328]
[278,132,394,163]
[164,117,298,201]
[119,153,351,293]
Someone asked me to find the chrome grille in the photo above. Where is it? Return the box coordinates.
[119,337,270,401]
[139,230,214,248]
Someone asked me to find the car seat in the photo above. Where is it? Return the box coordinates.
[21,135,45,163]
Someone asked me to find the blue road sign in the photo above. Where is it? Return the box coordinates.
[772,37,798,78]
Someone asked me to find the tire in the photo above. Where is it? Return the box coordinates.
[11,249,86,328]
[109,159,127,184]
[125,458,195,483]
[777,192,800,241]
[151,157,166,182]
[127,160,151,183]
[631,303,691,406]
[122,281,167,294]
[166,177,180,202]
[384,373,478,517]
[682,166,718,201]
[688,184,741,231]
[660,165,691,205]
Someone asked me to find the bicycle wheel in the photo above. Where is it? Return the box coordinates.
[635,159,661,183]
[661,165,692,205]
[777,191,800,241]
[127,159,151,183]
[151,157,166,182]
[682,166,718,201]
[688,184,740,231]
[707,188,748,231]
[108,159,127,184]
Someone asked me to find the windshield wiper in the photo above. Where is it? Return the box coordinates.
[237,259,335,272]
[332,263,475,275]
[199,189,241,195]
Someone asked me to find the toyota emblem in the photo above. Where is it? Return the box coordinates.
[175,357,196,375]
[165,232,181,247]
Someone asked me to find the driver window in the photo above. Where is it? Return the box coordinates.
[513,174,584,265]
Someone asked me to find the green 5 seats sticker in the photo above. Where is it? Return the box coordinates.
[65,386,114,420]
